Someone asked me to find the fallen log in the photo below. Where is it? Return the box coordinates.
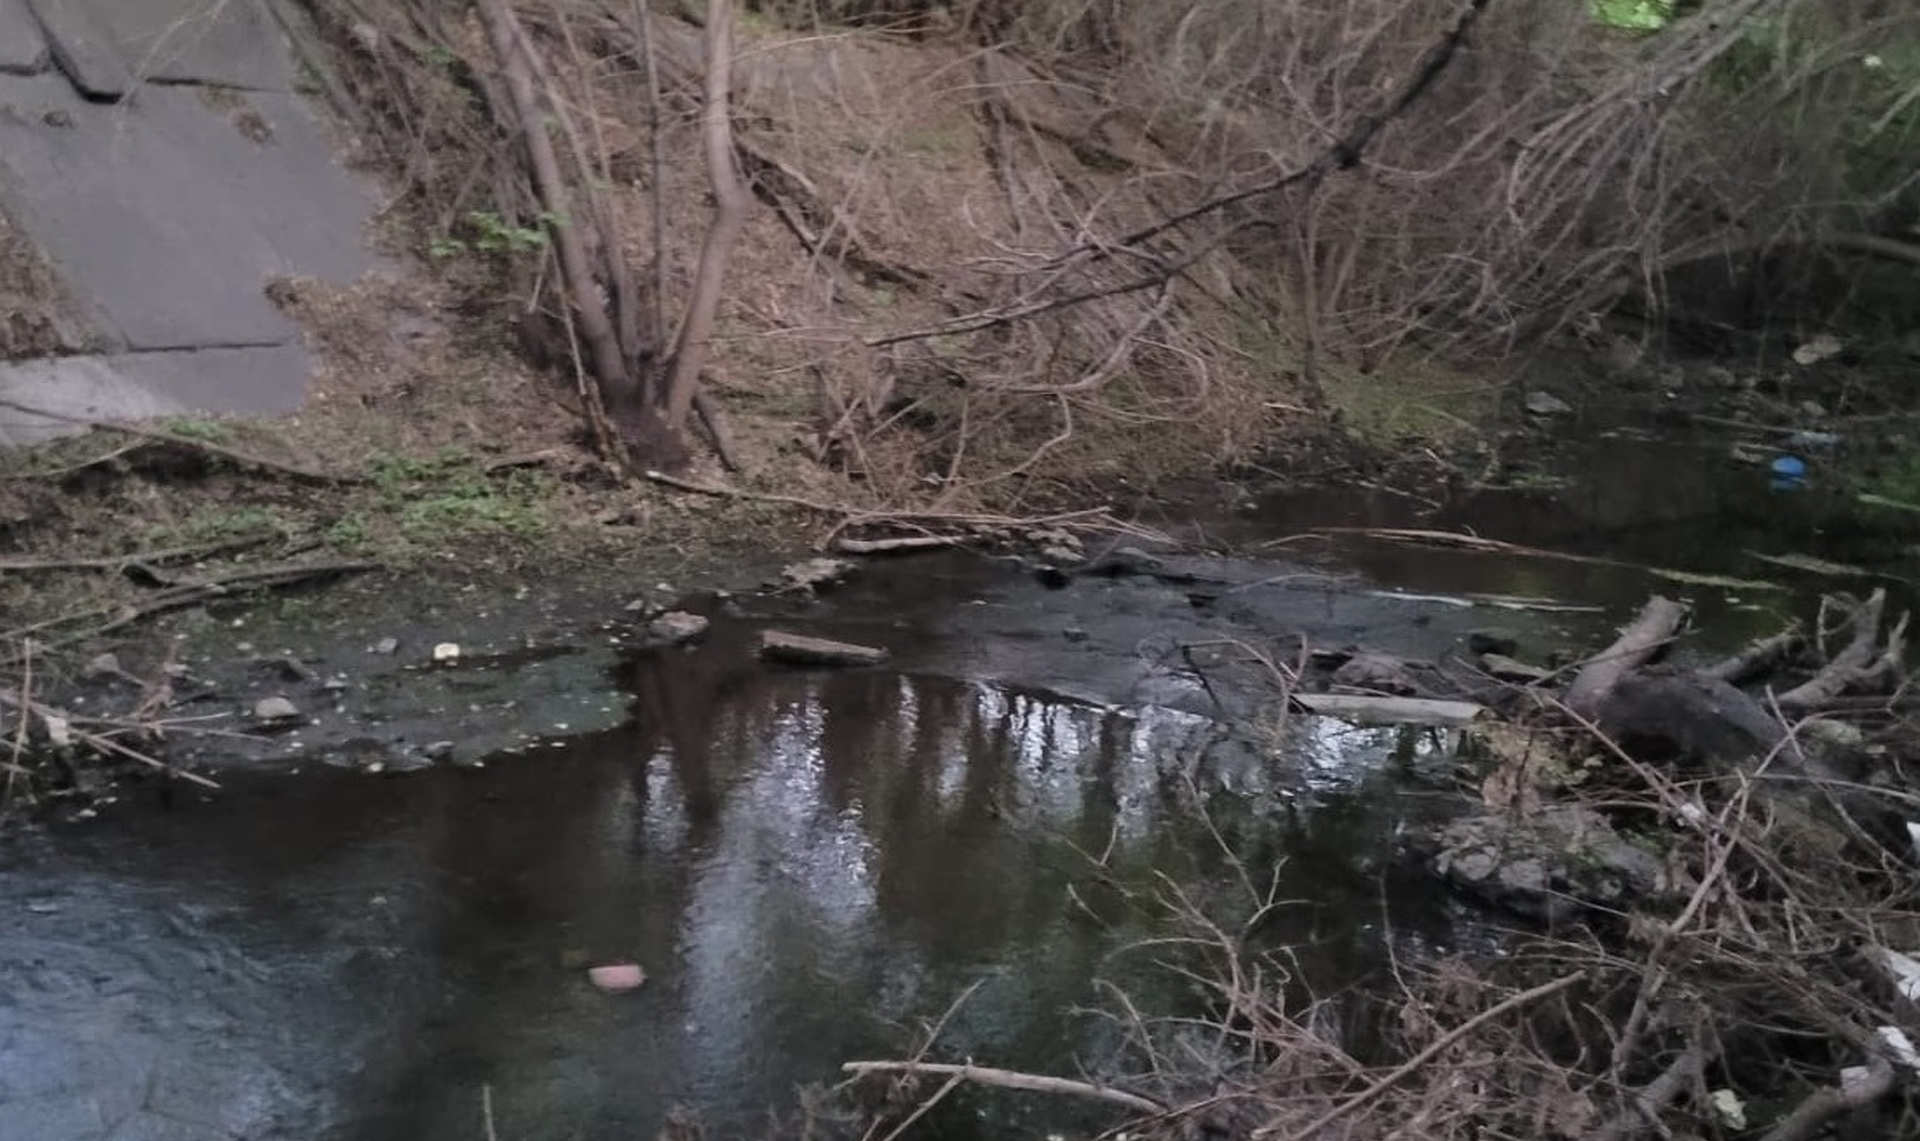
[1566,596,1689,717]
[757,630,890,667]
[1704,624,1805,685]
[841,1061,1164,1115]
[1292,693,1485,727]
[1776,589,1907,713]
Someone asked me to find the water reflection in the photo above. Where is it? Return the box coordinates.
[0,652,1457,1141]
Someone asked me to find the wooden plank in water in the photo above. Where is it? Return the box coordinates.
[1292,693,1485,727]
[758,630,890,667]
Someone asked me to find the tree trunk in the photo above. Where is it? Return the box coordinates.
[659,0,751,435]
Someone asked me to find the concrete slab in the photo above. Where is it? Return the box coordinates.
[0,0,51,75]
[65,0,292,92]
[0,72,381,350]
[26,0,292,96]
[0,344,313,445]
[21,0,129,97]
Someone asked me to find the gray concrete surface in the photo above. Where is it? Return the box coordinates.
[28,0,296,95]
[0,1,50,75]
[0,0,383,446]
[0,344,311,445]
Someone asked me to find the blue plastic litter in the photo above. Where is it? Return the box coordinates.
[1771,455,1807,478]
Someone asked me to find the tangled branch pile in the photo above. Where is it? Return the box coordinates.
[290,0,1919,492]
[834,594,1920,1140]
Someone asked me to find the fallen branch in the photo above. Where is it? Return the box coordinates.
[1,559,378,659]
[830,534,965,555]
[1590,1041,1716,1141]
[0,689,220,790]
[758,631,889,667]
[0,396,363,484]
[692,389,743,472]
[1776,589,1904,712]
[1565,596,1689,717]
[1291,693,1485,727]
[1759,1056,1895,1141]
[640,469,1138,539]
[0,438,143,479]
[0,534,279,573]
[1262,971,1585,1141]
[1704,623,1806,685]
[840,1061,1166,1116]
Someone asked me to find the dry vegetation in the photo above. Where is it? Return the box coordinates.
[284,0,1920,484]
[4,0,1920,1131]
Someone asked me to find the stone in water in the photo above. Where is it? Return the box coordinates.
[588,963,646,992]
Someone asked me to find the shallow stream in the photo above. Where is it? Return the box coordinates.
[2,417,1915,1141]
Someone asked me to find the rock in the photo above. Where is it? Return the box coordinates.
[1433,807,1677,921]
[1037,544,1083,569]
[1080,546,1162,577]
[647,611,709,645]
[1523,390,1573,417]
[1467,629,1519,657]
[1036,530,1082,557]
[251,696,302,727]
[422,741,456,761]
[81,652,122,679]
[588,962,646,993]
[1791,333,1843,366]
[431,642,460,663]
[1801,718,1864,748]
[1331,652,1419,696]
[779,558,855,591]
[370,636,400,655]
[1062,627,1089,642]
[758,630,889,667]
[268,655,317,683]
[1798,399,1827,419]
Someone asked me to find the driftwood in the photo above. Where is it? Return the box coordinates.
[841,1061,1164,1115]
[831,534,965,555]
[1776,589,1907,713]
[1565,596,1689,716]
[1705,624,1806,685]
[1758,1056,1894,1141]
[1292,693,1485,727]
[758,630,889,667]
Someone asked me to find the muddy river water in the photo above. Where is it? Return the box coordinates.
[2,420,1914,1141]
